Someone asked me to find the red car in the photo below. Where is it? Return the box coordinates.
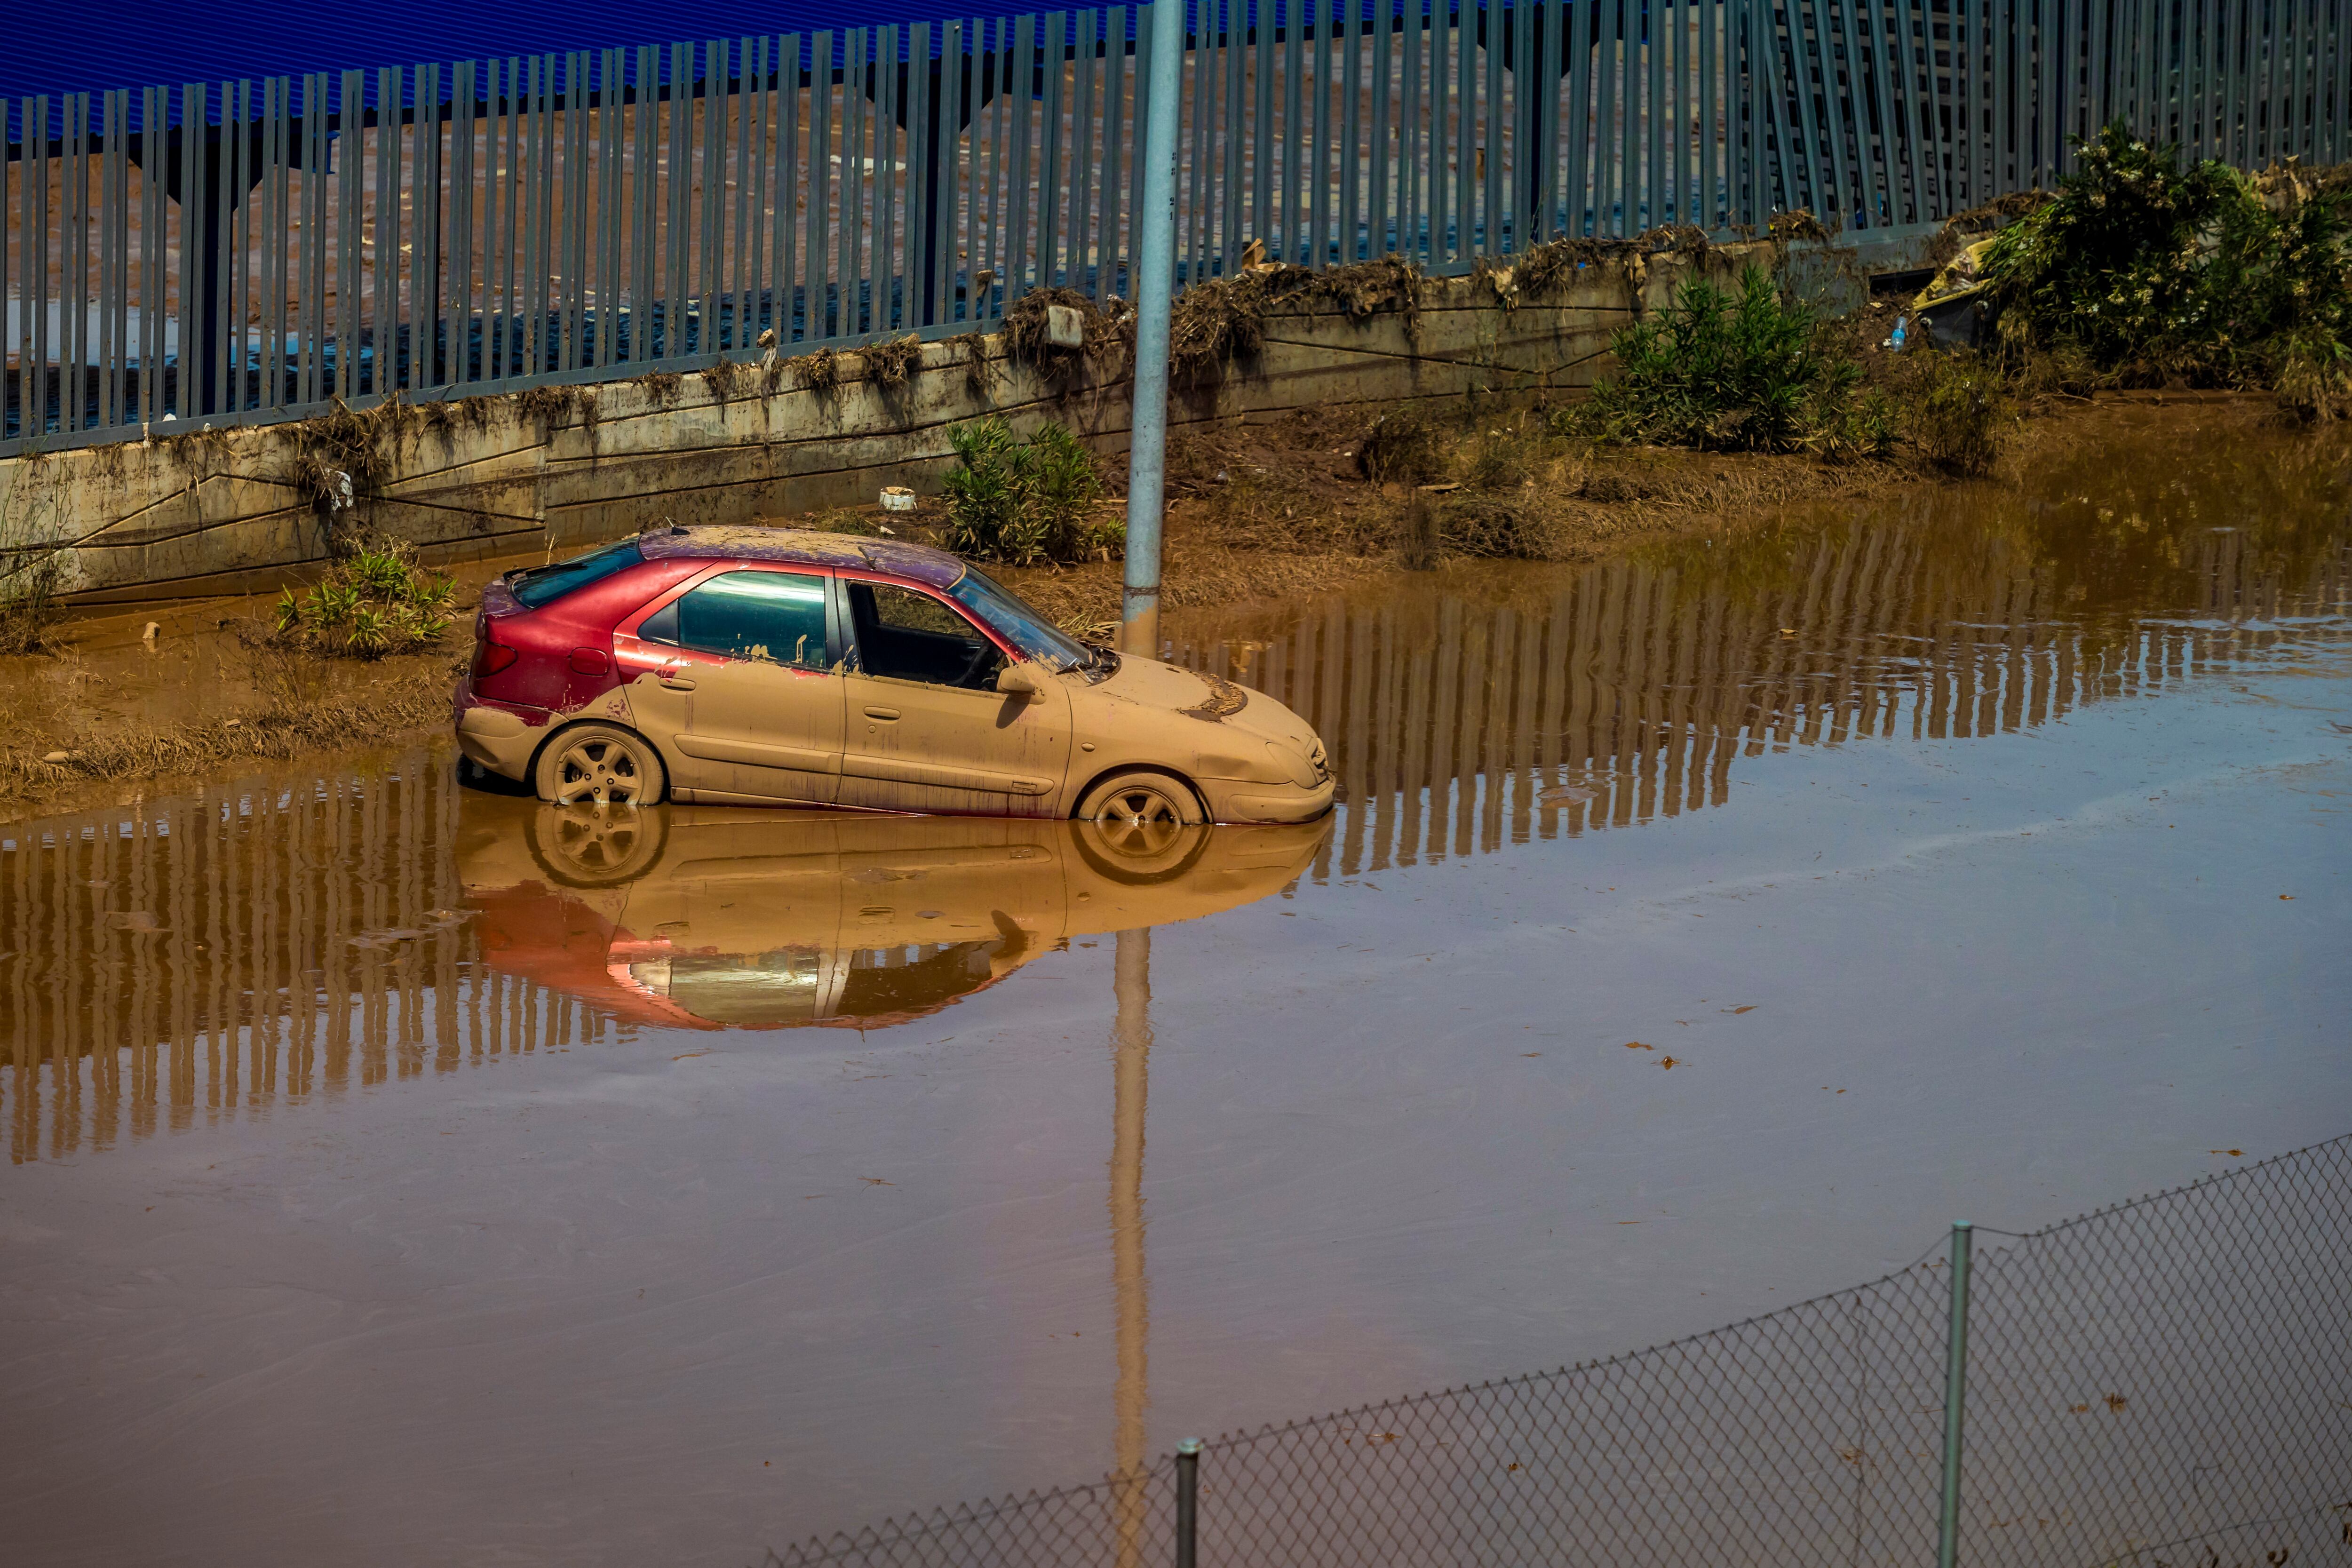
[453,525,1332,825]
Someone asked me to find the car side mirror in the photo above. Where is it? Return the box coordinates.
[996,664,1043,700]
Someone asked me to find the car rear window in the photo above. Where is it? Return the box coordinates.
[510,540,644,609]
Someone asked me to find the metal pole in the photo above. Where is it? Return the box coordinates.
[1174,1436,1201,1568]
[1122,0,1187,658]
[1936,1220,1974,1568]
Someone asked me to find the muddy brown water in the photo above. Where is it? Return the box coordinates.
[3,408,2348,1567]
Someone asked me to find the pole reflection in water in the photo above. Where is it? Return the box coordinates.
[1109,927,1153,1568]
[4,456,2344,1165]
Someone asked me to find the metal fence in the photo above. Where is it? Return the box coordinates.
[770,1132,2352,1568]
[4,0,2347,454]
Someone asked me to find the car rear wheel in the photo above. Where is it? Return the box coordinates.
[1075,770,1208,855]
[535,723,667,807]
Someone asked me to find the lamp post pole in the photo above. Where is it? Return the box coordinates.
[1120,0,1187,659]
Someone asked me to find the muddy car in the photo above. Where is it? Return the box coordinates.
[454,525,1332,826]
[458,798,1330,1030]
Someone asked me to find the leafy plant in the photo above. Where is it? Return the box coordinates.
[940,417,1124,566]
[1890,351,2010,474]
[267,545,455,660]
[1799,362,1901,462]
[2271,327,2352,424]
[1568,265,1860,454]
[1981,122,2352,388]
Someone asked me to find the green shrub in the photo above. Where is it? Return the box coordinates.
[1889,350,2011,475]
[1568,265,1862,454]
[940,418,1123,566]
[270,545,455,660]
[2270,327,2352,424]
[1982,122,2352,385]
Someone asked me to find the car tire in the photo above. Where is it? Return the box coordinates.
[533,722,668,808]
[1073,770,1209,877]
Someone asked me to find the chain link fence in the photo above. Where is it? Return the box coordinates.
[771,1133,2352,1568]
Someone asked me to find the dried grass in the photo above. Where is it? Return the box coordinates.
[1168,256,1425,381]
[0,653,463,814]
[1004,287,1131,388]
[0,554,67,656]
[787,347,840,394]
[1769,209,1834,243]
[704,356,748,399]
[518,384,597,428]
[639,370,684,405]
[866,334,924,392]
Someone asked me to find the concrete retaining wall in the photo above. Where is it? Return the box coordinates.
[0,246,1753,605]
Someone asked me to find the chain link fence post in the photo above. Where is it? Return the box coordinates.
[1175,1437,1200,1568]
[1936,1220,1974,1568]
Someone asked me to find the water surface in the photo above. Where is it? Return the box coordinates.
[3,405,2347,1568]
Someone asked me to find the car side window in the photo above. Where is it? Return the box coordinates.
[848,581,1004,689]
[641,570,831,670]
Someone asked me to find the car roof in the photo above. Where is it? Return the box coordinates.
[638,524,965,590]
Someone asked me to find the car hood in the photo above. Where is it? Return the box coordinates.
[1088,654,1320,752]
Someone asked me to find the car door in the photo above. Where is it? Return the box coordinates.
[835,576,1073,817]
[616,566,846,806]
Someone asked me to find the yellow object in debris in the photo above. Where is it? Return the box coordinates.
[1914,237,1999,312]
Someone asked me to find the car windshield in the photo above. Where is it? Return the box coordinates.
[509,540,644,609]
[945,565,1091,673]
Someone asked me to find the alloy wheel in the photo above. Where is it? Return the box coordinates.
[551,734,652,806]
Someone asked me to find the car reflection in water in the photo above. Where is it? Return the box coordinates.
[457,796,1330,1031]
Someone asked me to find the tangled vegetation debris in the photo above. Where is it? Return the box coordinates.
[785,346,840,394]
[866,334,924,391]
[939,417,1123,567]
[703,356,748,399]
[0,553,66,656]
[1356,410,1449,486]
[1168,257,1424,379]
[1982,123,2352,417]
[517,383,598,429]
[289,398,402,522]
[1004,287,1132,387]
[269,543,457,659]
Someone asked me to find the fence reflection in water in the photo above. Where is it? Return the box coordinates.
[1166,518,2352,880]
[6,504,2349,1163]
[0,760,613,1165]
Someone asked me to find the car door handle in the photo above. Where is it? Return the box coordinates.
[659,673,698,691]
[863,705,901,721]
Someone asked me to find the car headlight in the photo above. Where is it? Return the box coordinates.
[1267,740,1321,788]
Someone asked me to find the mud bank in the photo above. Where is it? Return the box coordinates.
[0,393,2298,819]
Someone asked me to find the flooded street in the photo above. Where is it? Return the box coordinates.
[4,407,2348,1568]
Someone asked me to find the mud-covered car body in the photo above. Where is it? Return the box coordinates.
[458,799,1330,1030]
[453,525,1333,823]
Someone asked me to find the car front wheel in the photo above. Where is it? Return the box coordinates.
[1075,769,1208,845]
[534,723,668,807]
